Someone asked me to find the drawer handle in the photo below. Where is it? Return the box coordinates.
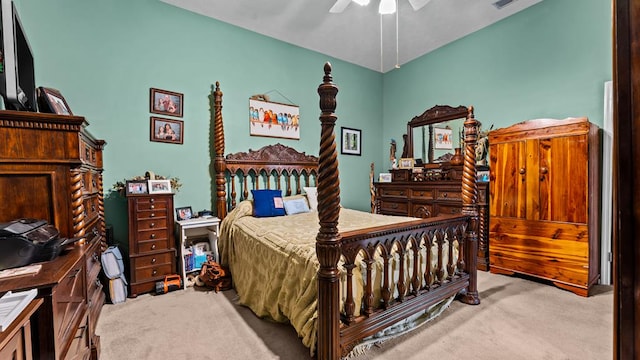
[150,198,155,203]
[150,222,155,228]
[150,213,155,218]
[400,191,405,196]
[74,325,88,339]
[92,253,99,262]
[391,203,398,209]
[151,244,157,250]
[150,205,155,209]
[95,279,102,287]
[442,193,448,198]
[152,269,158,276]
[419,192,424,196]
[151,258,157,264]
[69,268,81,278]
[150,233,156,239]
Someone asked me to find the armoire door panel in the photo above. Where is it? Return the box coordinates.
[538,135,589,224]
[489,141,526,218]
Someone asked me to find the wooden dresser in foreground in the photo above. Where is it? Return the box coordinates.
[374,166,490,271]
[488,117,601,296]
[0,110,106,358]
[126,193,177,297]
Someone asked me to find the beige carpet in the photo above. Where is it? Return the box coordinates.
[96,271,613,360]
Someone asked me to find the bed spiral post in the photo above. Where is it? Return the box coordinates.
[213,82,227,220]
[460,106,481,305]
[316,62,342,360]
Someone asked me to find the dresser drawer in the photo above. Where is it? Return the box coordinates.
[410,189,434,200]
[133,262,174,282]
[437,204,462,215]
[62,312,90,360]
[136,197,170,211]
[137,238,172,253]
[411,203,433,218]
[436,189,462,201]
[132,252,174,269]
[378,199,408,214]
[377,187,408,198]
[82,170,100,194]
[136,218,168,231]
[83,195,100,223]
[136,209,169,221]
[53,261,86,355]
[80,140,98,166]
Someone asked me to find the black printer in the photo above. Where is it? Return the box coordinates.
[0,218,80,271]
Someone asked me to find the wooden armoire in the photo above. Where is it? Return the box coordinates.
[0,110,106,358]
[488,117,601,297]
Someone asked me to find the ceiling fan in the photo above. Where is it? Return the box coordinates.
[329,0,433,14]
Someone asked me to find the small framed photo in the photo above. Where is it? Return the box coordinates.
[148,179,172,194]
[341,127,361,156]
[125,180,148,195]
[150,88,183,117]
[37,87,73,115]
[150,117,183,144]
[434,127,453,150]
[398,158,415,169]
[477,170,490,182]
[176,206,193,221]
[378,173,392,183]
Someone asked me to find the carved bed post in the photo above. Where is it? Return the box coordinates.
[460,106,481,305]
[213,82,227,219]
[316,62,342,360]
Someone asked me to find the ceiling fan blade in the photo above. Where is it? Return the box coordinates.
[329,0,352,13]
[407,0,433,11]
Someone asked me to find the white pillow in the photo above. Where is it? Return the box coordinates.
[303,186,318,211]
[283,197,310,215]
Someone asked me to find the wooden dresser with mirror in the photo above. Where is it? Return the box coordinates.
[374,105,490,271]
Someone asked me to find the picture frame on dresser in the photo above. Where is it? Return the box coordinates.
[398,158,414,169]
[148,179,172,194]
[125,180,148,195]
[176,206,193,221]
[36,87,73,115]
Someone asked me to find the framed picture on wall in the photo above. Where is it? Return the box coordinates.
[340,127,361,156]
[150,88,183,117]
[150,117,183,144]
[249,98,300,140]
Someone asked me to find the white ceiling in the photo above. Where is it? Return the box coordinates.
[160,0,542,73]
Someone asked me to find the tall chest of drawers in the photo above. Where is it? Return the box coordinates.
[126,193,177,297]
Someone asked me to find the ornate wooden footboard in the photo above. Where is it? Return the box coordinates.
[211,63,480,359]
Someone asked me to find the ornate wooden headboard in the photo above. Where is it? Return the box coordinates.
[218,143,318,218]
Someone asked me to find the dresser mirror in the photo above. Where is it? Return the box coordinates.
[405,105,469,164]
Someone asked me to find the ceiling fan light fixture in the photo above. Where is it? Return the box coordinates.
[378,0,396,14]
[353,0,370,6]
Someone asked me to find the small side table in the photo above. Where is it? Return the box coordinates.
[175,216,220,289]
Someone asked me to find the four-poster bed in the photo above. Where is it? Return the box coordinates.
[211,62,481,359]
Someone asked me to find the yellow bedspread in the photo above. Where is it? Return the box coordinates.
[218,200,423,354]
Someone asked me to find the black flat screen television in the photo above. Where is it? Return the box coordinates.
[0,0,35,111]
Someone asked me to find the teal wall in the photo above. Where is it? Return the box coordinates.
[11,0,611,246]
[14,0,383,245]
[381,0,612,165]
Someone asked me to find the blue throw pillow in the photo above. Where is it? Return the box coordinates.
[283,197,310,215]
[251,189,285,217]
